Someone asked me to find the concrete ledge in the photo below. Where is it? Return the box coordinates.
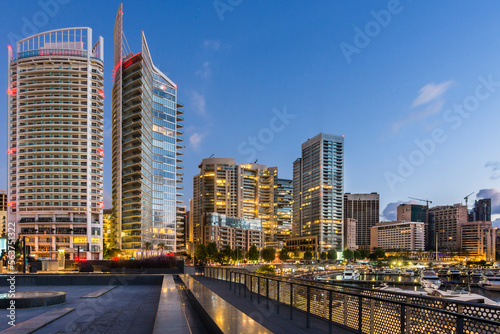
[81,286,117,298]
[0,274,164,286]
[180,274,272,334]
[1,307,74,334]
[153,275,190,334]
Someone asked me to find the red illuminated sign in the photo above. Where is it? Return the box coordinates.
[7,88,17,96]
[7,148,16,155]
[7,201,16,207]
[97,148,104,156]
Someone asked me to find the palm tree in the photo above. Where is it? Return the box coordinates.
[144,242,153,258]
[157,242,165,255]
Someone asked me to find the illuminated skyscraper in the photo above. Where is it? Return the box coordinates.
[8,28,105,260]
[112,4,184,257]
[293,133,344,253]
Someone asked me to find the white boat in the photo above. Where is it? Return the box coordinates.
[447,268,461,277]
[420,269,441,289]
[377,283,499,306]
[342,265,360,280]
[403,269,415,277]
[478,276,500,291]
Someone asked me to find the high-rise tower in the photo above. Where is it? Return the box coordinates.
[293,133,344,253]
[344,193,379,250]
[8,28,105,260]
[112,4,184,257]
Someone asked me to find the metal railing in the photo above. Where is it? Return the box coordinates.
[204,267,500,334]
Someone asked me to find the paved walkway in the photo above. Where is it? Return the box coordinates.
[182,275,271,334]
[194,276,353,334]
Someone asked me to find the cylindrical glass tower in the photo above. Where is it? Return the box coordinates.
[7,28,104,260]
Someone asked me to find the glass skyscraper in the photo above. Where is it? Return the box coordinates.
[112,4,184,257]
[293,133,344,253]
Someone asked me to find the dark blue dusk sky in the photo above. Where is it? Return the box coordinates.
[1,0,499,223]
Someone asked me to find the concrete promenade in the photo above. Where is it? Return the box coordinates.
[192,275,352,334]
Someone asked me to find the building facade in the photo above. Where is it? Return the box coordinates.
[103,209,117,250]
[8,28,104,260]
[397,203,432,250]
[176,206,187,254]
[202,212,264,251]
[344,218,357,251]
[293,133,344,253]
[273,176,293,243]
[429,204,468,251]
[344,193,379,250]
[0,191,6,237]
[370,221,425,252]
[192,158,287,252]
[468,199,492,222]
[112,4,184,257]
[458,221,496,261]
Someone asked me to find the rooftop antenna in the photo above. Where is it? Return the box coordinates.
[209,154,214,158]
[254,159,258,163]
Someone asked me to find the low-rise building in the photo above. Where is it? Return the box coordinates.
[202,213,264,251]
[458,221,497,261]
[370,221,425,252]
[285,236,319,257]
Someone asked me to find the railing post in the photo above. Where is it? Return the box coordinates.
[258,276,261,304]
[276,281,280,314]
[250,276,253,301]
[358,295,362,333]
[306,286,311,328]
[266,278,269,309]
[370,291,375,334]
[239,273,241,296]
[229,271,232,290]
[343,294,348,327]
[457,305,464,334]
[329,290,333,334]
[400,304,405,333]
[234,272,237,293]
[405,297,411,334]
[290,283,293,320]
[244,274,247,298]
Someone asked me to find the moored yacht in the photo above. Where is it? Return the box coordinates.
[342,265,360,280]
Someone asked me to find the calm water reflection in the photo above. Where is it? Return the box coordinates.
[327,273,500,302]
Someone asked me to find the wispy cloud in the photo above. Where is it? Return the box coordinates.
[190,91,206,115]
[189,133,205,150]
[411,81,453,108]
[392,100,444,133]
[485,161,500,180]
[195,61,212,79]
[203,40,221,51]
[381,201,402,221]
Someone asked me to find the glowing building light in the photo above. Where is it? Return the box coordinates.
[7,148,16,155]
[7,88,17,96]
[7,201,16,207]
[97,148,104,156]
[97,201,104,208]
[98,89,105,98]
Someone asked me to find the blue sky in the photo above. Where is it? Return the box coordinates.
[1,0,499,224]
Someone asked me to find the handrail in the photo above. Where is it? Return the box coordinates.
[205,267,500,334]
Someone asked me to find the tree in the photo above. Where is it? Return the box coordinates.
[261,247,276,263]
[157,242,165,255]
[303,251,313,261]
[195,244,208,263]
[221,245,232,263]
[343,249,353,261]
[206,242,218,262]
[359,249,370,259]
[327,249,337,261]
[247,245,260,262]
[232,248,245,262]
[279,248,289,262]
[353,249,361,260]
[373,248,385,260]
[293,249,300,259]
[144,242,153,257]
[320,252,327,261]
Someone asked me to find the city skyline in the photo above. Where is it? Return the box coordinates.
[0,1,499,226]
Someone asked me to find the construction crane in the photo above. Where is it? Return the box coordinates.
[464,192,474,209]
[408,197,432,208]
